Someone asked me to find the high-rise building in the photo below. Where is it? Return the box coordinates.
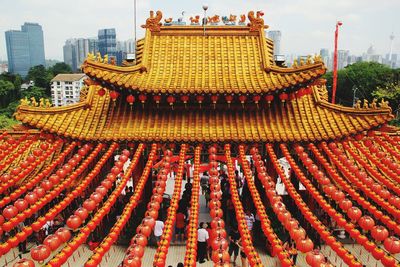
[98,28,117,60]
[63,39,77,71]
[63,38,98,71]
[5,22,45,77]
[337,50,349,70]
[267,30,282,56]
[320,48,330,70]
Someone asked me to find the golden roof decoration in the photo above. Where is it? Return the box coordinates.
[248,11,269,31]
[141,10,163,32]
[81,11,326,95]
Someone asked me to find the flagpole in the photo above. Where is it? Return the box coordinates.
[332,21,342,104]
[134,0,137,64]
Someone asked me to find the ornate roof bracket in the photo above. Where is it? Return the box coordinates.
[142,10,163,32]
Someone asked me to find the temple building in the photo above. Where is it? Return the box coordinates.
[1,10,400,267]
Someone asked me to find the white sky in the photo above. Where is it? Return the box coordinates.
[0,0,399,61]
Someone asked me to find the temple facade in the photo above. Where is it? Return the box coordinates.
[1,10,399,267]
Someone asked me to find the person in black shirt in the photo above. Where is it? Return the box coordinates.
[228,227,240,264]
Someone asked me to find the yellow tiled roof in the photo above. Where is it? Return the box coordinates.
[82,25,326,94]
[14,85,393,142]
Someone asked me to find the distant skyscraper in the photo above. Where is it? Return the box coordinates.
[337,50,349,70]
[320,48,330,69]
[63,38,98,71]
[267,30,282,56]
[98,28,117,60]
[5,22,45,77]
[63,39,77,70]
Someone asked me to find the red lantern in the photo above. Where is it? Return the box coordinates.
[339,198,353,211]
[66,215,83,230]
[129,244,145,257]
[279,93,288,102]
[153,95,162,104]
[225,95,233,104]
[98,88,106,96]
[123,254,142,267]
[265,94,274,103]
[211,95,219,105]
[1,173,11,183]
[136,224,152,237]
[291,227,306,241]
[74,208,89,221]
[30,245,51,262]
[43,235,61,251]
[3,205,18,220]
[90,192,103,203]
[55,228,71,242]
[239,95,247,104]
[347,207,362,222]
[167,95,176,106]
[12,258,35,267]
[384,236,400,254]
[142,216,156,229]
[297,238,314,253]
[126,95,135,106]
[41,180,53,191]
[358,216,375,231]
[83,199,97,212]
[180,95,189,104]
[138,93,147,104]
[253,95,261,104]
[211,237,228,250]
[14,199,28,212]
[109,91,119,101]
[371,226,389,242]
[12,167,22,175]
[196,95,205,104]
[29,190,42,203]
[306,250,326,267]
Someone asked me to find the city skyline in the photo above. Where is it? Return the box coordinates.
[0,0,399,62]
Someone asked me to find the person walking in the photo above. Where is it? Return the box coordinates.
[175,209,186,242]
[154,217,164,247]
[197,222,209,264]
[237,239,248,267]
[228,227,240,265]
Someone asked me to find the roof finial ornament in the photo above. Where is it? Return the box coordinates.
[370,98,377,109]
[248,11,268,31]
[313,54,322,63]
[306,55,312,64]
[292,59,298,68]
[190,16,200,25]
[239,14,246,25]
[379,98,389,108]
[142,10,163,32]
[363,99,369,109]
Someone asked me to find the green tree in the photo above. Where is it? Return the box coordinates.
[0,114,17,129]
[324,62,394,106]
[0,80,16,107]
[50,62,72,76]
[26,65,53,94]
[21,86,49,100]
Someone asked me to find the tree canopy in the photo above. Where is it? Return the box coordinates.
[51,62,73,76]
[324,62,397,106]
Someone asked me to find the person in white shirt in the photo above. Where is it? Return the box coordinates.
[197,222,209,263]
[154,219,164,246]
